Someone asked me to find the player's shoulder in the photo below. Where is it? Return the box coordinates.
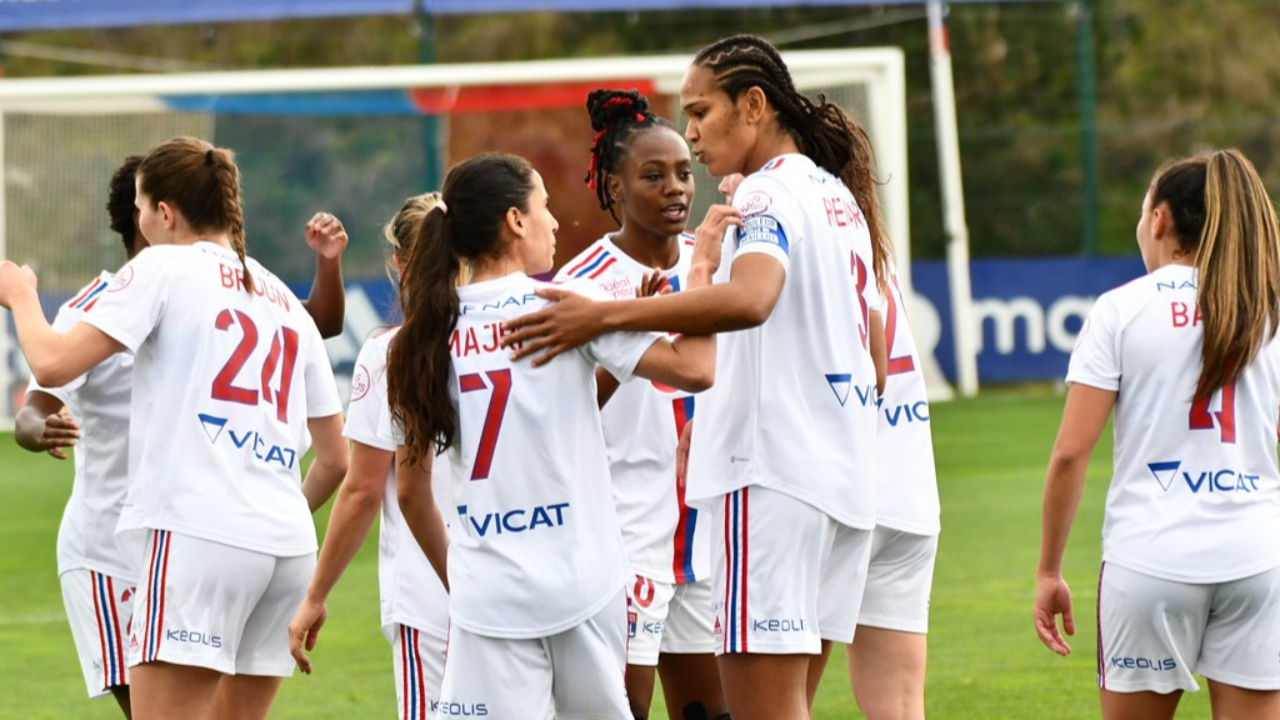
[361,324,401,357]
[555,236,618,282]
[541,276,611,303]
[61,270,115,314]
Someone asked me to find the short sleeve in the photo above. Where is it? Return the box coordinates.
[558,279,660,383]
[26,302,90,404]
[344,335,396,451]
[732,174,799,272]
[302,322,343,419]
[78,252,169,353]
[1066,294,1121,391]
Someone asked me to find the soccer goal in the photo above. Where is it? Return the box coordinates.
[0,47,946,428]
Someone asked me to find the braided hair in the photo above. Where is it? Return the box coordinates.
[585,88,676,225]
[693,35,894,289]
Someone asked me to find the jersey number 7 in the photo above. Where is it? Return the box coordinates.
[210,309,300,423]
[459,369,513,481]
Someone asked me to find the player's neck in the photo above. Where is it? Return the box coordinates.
[744,131,801,175]
[611,226,680,270]
[469,254,525,284]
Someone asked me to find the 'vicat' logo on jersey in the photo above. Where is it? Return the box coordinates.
[196,413,297,469]
[455,502,570,537]
[1147,460,1262,494]
[826,374,877,408]
[883,401,930,426]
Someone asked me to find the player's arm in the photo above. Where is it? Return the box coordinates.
[290,439,387,673]
[14,390,80,460]
[302,413,349,513]
[1034,383,1115,656]
[395,445,449,591]
[504,206,774,365]
[869,309,887,397]
[0,263,123,387]
[299,212,348,339]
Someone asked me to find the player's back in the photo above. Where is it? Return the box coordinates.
[1070,263,1280,582]
[444,272,651,639]
[84,241,340,558]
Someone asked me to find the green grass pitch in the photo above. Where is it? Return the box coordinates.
[0,388,1214,718]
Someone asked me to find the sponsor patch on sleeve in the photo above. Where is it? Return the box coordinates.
[739,215,790,256]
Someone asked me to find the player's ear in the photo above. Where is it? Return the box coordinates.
[505,206,526,239]
[1150,201,1173,242]
[157,200,178,230]
[607,174,623,206]
[740,85,768,126]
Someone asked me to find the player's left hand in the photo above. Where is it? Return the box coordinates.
[0,260,38,310]
[636,270,671,298]
[691,204,741,278]
[288,596,328,674]
[501,287,606,366]
[1033,574,1074,656]
[40,410,81,460]
[304,212,349,261]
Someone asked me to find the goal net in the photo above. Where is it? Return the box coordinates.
[0,48,935,428]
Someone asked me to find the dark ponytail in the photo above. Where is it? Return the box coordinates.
[585,88,675,225]
[693,35,893,287]
[386,153,536,467]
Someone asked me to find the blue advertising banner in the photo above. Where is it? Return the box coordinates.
[911,256,1146,383]
[0,0,1060,32]
[0,0,415,33]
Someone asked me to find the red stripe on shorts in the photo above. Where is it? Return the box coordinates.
[91,572,111,689]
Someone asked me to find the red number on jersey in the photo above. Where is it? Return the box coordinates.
[1189,381,1237,443]
[884,279,916,376]
[852,252,870,350]
[459,369,513,481]
[211,309,301,423]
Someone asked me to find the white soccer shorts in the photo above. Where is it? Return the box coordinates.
[712,486,873,655]
[126,529,314,676]
[856,527,938,634]
[1097,561,1280,693]
[627,575,717,665]
[436,588,630,720]
[60,569,135,698]
[384,622,447,720]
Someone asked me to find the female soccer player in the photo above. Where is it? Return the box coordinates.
[1036,149,1280,720]
[847,256,940,720]
[501,35,888,720]
[555,88,726,720]
[386,152,723,720]
[289,193,451,720]
[0,136,348,720]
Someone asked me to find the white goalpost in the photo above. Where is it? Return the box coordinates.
[0,48,957,428]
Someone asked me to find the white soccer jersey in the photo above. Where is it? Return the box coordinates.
[81,242,343,558]
[345,326,451,638]
[686,154,882,528]
[873,265,940,536]
[27,271,143,582]
[442,272,658,639]
[554,233,710,585]
[1068,263,1280,583]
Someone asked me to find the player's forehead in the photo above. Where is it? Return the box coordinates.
[679,64,722,113]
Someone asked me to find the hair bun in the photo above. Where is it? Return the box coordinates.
[204,148,215,166]
[586,89,649,132]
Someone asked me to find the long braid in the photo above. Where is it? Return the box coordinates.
[585,89,675,225]
[206,147,253,293]
[695,35,894,287]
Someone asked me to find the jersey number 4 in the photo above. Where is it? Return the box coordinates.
[211,309,300,423]
[459,370,513,481]
[1189,381,1236,444]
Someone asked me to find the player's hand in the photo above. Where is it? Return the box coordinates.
[288,596,328,674]
[691,204,742,277]
[0,261,38,310]
[40,410,81,460]
[675,419,693,490]
[636,270,671,298]
[501,287,605,367]
[718,173,745,202]
[1033,574,1074,656]
[304,212,349,261]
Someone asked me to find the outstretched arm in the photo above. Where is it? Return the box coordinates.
[290,439,387,674]
[0,262,123,387]
[299,212,348,339]
[1034,383,1114,656]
